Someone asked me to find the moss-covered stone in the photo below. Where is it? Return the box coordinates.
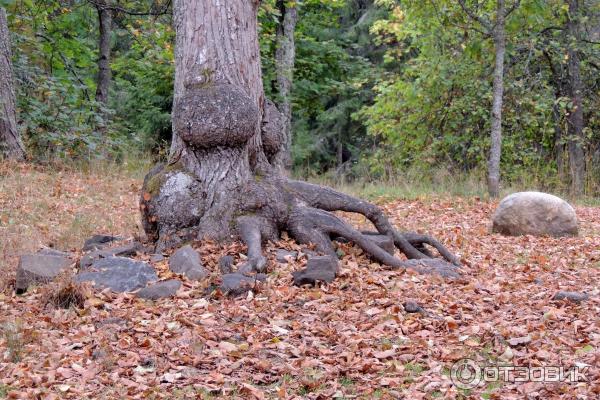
[144,161,186,197]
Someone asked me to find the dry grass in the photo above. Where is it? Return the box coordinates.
[39,271,89,309]
[0,160,146,276]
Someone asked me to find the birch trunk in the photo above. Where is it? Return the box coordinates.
[487,0,506,198]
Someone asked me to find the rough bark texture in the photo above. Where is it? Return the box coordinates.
[566,0,586,196]
[487,0,506,198]
[94,0,112,104]
[140,0,461,281]
[274,0,297,170]
[0,7,25,160]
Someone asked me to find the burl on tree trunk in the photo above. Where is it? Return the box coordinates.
[140,0,461,285]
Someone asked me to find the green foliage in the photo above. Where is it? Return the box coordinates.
[359,0,599,192]
[2,0,599,195]
[6,0,172,161]
[111,16,174,152]
[261,0,386,176]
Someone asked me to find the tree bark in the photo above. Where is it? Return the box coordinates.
[565,0,586,195]
[94,0,112,103]
[274,0,297,169]
[487,0,506,198]
[0,6,25,160]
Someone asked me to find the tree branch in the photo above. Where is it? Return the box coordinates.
[429,0,490,37]
[504,0,521,18]
[88,0,172,16]
[457,0,492,32]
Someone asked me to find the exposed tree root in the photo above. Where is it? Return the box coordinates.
[141,169,462,284]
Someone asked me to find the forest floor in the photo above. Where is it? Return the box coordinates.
[0,162,599,399]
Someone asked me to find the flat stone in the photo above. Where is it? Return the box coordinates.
[275,249,298,263]
[292,256,339,286]
[82,234,122,251]
[76,257,157,292]
[552,291,589,303]
[16,254,73,292]
[492,192,578,237]
[220,273,266,296]
[136,280,181,300]
[169,245,207,281]
[79,242,142,268]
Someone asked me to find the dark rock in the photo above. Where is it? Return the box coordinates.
[275,249,298,263]
[292,256,339,286]
[403,301,424,313]
[552,291,589,303]
[169,245,207,281]
[16,254,73,292]
[76,257,157,292]
[82,234,121,252]
[220,273,266,296]
[218,255,234,274]
[79,242,142,268]
[492,192,578,237]
[136,280,181,300]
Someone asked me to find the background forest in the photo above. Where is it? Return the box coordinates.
[2,0,599,195]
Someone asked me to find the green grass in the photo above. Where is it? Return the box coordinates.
[305,167,600,205]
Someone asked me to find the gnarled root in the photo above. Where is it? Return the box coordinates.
[286,180,460,266]
[286,205,461,280]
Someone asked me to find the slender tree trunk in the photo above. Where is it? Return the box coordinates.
[274,0,297,169]
[566,0,585,195]
[487,0,506,198]
[0,7,25,160]
[95,0,112,103]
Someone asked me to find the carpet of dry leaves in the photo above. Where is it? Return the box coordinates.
[0,163,599,399]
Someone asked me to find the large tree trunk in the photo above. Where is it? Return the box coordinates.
[0,7,25,160]
[565,0,586,195]
[94,0,112,103]
[140,0,460,283]
[274,0,297,169]
[487,0,506,198]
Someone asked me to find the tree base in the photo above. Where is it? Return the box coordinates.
[140,166,462,283]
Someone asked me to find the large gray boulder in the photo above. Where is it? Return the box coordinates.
[76,257,158,292]
[169,245,208,281]
[16,254,73,292]
[492,192,578,237]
